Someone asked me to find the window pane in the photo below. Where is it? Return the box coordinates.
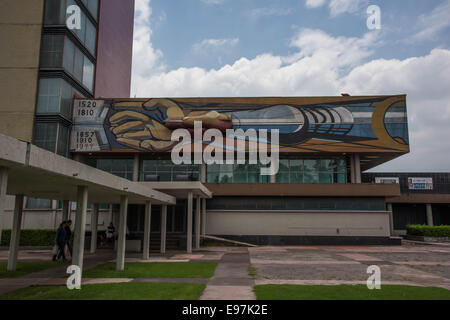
[207,172,220,183]
[319,172,333,183]
[37,78,61,113]
[304,172,319,183]
[247,172,260,183]
[304,160,318,172]
[290,172,303,183]
[57,125,69,156]
[63,37,75,73]
[44,0,66,25]
[26,198,52,209]
[85,19,97,55]
[219,172,233,183]
[73,47,84,81]
[290,160,303,172]
[276,173,289,183]
[278,160,289,172]
[87,0,99,19]
[40,34,64,68]
[60,80,73,118]
[336,159,346,173]
[233,172,247,183]
[33,123,58,152]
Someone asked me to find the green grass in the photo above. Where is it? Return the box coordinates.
[254,284,450,300]
[83,262,217,278]
[248,265,257,279]
[0,261,65,278]
[0,282,205,300]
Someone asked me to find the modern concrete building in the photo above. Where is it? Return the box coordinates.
[0,0,135,233]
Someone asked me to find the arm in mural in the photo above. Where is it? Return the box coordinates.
[108,99,232,151]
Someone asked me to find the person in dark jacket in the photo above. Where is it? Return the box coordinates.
[53,221,68,261]
[65,220,73,259]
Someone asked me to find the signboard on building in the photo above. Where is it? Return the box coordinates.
[375,177,399,184]
[408,177,433,190]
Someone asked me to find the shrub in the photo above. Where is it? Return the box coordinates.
[0,229,56,246]
[406,225,450,237]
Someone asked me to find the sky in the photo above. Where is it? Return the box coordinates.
[130,0,450,172]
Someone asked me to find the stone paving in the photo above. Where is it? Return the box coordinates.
[1,242,449,299]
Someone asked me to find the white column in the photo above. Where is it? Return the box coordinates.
[354,154,361,183]
[7,195,24,271]
[195,196,201,250]
[201,198,206,236]
[426,204,433,227]
[187,191,193,253]
[160,205,167,254]
[72,186,88,273]
[387,203,394,236]
[143,201,152,260]
[90,204,99,254]
[0,167,8,243]
[116,195,128,271]
[62,200,70,222]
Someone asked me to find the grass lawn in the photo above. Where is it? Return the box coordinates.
[83,262,217,278]
[0,282,205,300]
[254,284,450,300]
[0,261,65,278]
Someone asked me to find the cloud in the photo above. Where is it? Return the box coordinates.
[248,7,294,19]
[192,38,239,52]
[305,0,368,16]
[131,0,164,94]
[412,0,450,41]
[200,0,225,5]
[131,23,450,170]
[305,0,327,8]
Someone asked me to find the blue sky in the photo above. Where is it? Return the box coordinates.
[148,0,449,70]
[131,0,450,171]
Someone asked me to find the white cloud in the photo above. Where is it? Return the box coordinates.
[131,22,450,170]
[248,7,294,19]
[305,0,327,8]
[131,0,164,95]
[412,0,450,41]
[305,0,368,16]
[192,38,239,52]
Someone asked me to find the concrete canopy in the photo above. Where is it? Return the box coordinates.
[0,134,175,205]
[142,181,212,199]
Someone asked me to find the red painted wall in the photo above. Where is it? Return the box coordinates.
[94,0,135,98]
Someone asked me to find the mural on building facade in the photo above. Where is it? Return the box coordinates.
[70,96,409,153]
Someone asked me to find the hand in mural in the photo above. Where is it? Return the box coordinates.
[109,99,232,151]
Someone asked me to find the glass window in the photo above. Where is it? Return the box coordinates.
[85,19,97,55]
[44,0,66,25]
[82,57,94,92]
[141,160,200,181]
[87,0,99,20]
[37,78,61,113]
[91,159,134,180]
[40,34,64,68]
[26,198,52,209]
[33,123,58,152]
[57,125,69,156]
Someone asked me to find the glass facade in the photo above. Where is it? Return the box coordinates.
[277,158,347,183]
[33,123,70,156]
[85,158,134,180]
[141,160,200,182]
[26,198,52,209]
[206,163,270,183]
[36,78,78,118]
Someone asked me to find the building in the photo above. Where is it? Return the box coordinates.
[64,95,410,247]
[0,0,135,231]
[363,173,450,234]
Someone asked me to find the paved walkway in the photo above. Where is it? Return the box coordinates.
[200,249,256,300]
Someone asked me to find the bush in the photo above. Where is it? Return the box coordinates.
[0,229,105,246]
[0,229,56,246]
[406,225,450,237]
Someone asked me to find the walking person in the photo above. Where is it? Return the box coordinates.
[106,222,115,245]
[64,220,73,260]
[53,221,68,262]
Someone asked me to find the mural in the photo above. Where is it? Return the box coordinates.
[70,96,409,153]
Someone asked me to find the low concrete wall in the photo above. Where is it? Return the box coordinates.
[206,210,391,237]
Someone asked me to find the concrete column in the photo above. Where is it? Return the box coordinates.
[350,155,355,183]
[160,204,167,254]
[354,154,361,183]
[90,204,99,254]
[7,195,24,271]
[133,154,140,182]
[387,203,394,236]
[201,198,206,236]
[426,204,433,226]
[187,191,193,253]
[0,167,8,243]
[143,201,152,260]
[116,195,128,271]
[201,162,206,183]
[72,186,88,272]
[62,200,71,222]
[195,196,201,250]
